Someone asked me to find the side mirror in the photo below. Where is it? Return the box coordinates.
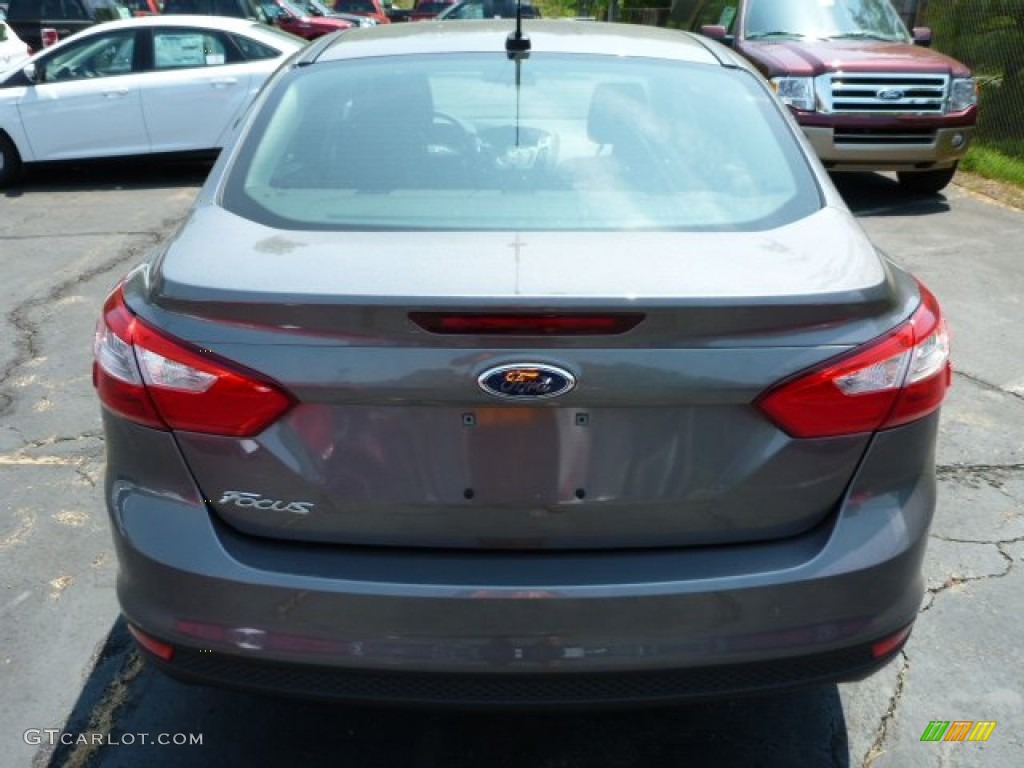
[22,62,39,84]
[912,26,932,47]
[699,24,733,46]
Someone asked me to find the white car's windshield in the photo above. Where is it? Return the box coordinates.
[744,0,910,42]
[224,53,821,231]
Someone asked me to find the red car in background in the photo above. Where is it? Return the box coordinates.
[121,0,162,14]
[332,0,388,24]
[261,0,355,37]
[409,0,454,20]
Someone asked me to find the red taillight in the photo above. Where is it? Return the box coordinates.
[409,312,644,335]
[93,286,292,436]
[127,624,175,662]
[756,283,950,438]
[41,28,59,48]
[871,624,914,659]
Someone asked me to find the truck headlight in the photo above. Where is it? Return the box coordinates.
[949,78,977,113]
[770,77,816,111]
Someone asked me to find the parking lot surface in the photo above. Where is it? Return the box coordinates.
[1,163,1021,767]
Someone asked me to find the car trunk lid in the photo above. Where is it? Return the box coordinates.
[134,205,913,550]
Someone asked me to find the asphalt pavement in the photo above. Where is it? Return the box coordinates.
[0,162,1021,767]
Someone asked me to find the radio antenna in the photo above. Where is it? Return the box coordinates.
[505,0,531,60]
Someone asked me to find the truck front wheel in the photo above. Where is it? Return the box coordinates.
[897,164,958,195]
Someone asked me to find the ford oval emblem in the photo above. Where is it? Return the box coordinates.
[478,363,576,400]
[877,88,905,101]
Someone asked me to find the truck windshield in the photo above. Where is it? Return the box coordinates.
[744,0,910,43]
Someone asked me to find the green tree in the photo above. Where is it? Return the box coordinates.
[927,0,1024,149]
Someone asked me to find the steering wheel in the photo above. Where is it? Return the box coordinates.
[429,110,481,158]
[54,64,97,81]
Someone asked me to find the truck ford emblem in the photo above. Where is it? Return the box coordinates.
[877,88,905,101]
[478,363,576,400]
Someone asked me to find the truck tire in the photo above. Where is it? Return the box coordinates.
[896,164,957,195]
[0,132,23,188]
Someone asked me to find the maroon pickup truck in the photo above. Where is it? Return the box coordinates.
[685,0,977,194]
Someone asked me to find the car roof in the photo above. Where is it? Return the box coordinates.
[21,14,307,57]
[47,14,289,34]
[312,19,731,66]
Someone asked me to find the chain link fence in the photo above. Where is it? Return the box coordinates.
[917,0,1024,158]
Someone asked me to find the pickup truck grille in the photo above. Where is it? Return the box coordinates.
[819,73,949,115]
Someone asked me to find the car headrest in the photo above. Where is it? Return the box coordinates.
[587,82,648,146]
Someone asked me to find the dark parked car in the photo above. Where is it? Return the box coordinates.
[162,0,267,21]
[437,0,539,19]
[95,20,951,706]
[5,0,129,52]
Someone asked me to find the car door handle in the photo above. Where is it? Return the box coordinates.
[209,78,238,88]
[103,89,130,99]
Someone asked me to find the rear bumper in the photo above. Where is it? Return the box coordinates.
[105,414,938,704]
[141,634,905,706]
[802,125,973,172]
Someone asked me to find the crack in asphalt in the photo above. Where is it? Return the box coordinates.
[872,460,1024,753]
[0,437,105,465]
[21,431,104,448]
[34,628,145,768]
[930,533,1024,547]
[861,651,910,768]
[59,652,144,768]
[937,463,1024,475]
[0,236,159,422]
[936,462,1024,493]
[952,368,1024,404]
[75,466,99,489]
[919,537,1017,614]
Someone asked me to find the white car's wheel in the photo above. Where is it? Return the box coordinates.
[0,133,23,188]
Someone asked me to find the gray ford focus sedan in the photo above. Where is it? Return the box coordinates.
[93,19,951,705]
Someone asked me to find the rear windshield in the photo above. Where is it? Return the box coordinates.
[223,53,822,231]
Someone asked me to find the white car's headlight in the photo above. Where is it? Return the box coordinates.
[770,77,816,111]
[949,78,977,113]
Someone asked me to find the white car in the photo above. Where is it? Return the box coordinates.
[0,15,305,185]
[0,17,30,73]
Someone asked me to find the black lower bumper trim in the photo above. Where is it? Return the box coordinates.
[143,640,900,707]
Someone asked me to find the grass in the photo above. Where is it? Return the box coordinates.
[961,144,1024,189]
